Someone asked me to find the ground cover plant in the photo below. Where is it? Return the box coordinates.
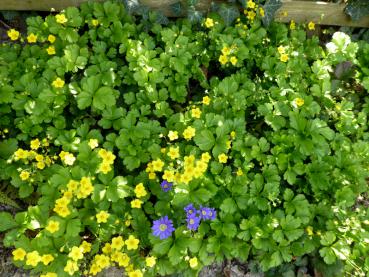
[1,0,369,276]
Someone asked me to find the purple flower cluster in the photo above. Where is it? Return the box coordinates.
[184,204,216,231]
[152,216,175,239]
[160,180,173,192]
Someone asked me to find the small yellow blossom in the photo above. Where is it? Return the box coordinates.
[219,54,228,65]
[230,56,238,66]
[218,153,228,164]
[52,77,65,88]
[46,220,60,233]
[26,251,41,267]
[111,236,125,250]
[247,11,256,21]
[148,172,156,179]
[295,98,305,107]
[259,7,265,17]
[7,29,20,41]
[92,19,99,26]
[290,20,296,30]
[205,18,214,28]
[306,226,314,236]
[201,152,211,163]
[41,254,54,265]
[168,147,180,160]
[247,0,255,9]
[277,46,285,54]
[202,96,211,105]
[280,53,289,63]
[27,33,37,43]
[236,168,244,176]
[20,171,30,181]
[145,256,156,267]
[189,257,198,268]
[230,131,236,139]
[152,159,165,171]
[40,273,57,277]
[131,199,143,209]
[168,130,179,141]
[98,162,112,174]
[96,211,110,223]
[134,183,147,198]
[12,248,26,261]
[191,107,202,118]
[48,34,56,43]
[125,235,139,250]
[30,138,41,149]
[56,14,68,24]
[183,126,196,140]
[88,138,99,149]
[128,270,143,277]
[46,46,56,55]
[80,241,92,253]
[221,46,231,56]
[282,11,288,17]
[69,246,84,261]
[64,259,78,275]
[308,21,315,30]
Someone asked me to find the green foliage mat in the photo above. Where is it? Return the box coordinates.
[0,1,369,276]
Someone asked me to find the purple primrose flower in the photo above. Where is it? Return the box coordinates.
[199,206,217,220]
[186,214,201,231]
[184,203,197,216]
[160,180,173,192]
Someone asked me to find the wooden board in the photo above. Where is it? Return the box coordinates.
[0,0,368,28]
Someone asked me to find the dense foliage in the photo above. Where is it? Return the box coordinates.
[1,1,369,276]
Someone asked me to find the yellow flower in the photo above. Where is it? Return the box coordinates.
[282,11,288,17]
[125,235,139,250]
[168,147,180,160]
[40,273,57,277]
[98,162,112,174]
[20,171,30,181]
[92,19,99,26]
[64,260,78,275]
[102,243,112,254]
[48,34,56,43]
[168,130,178,141]
[56,14,68,24]
[103,151,116,164]
[26,251,41,267]
[277,46,285,54]
[131,199,143,208]
[163,170,175,182]
[53,205,70,218]
[37,161,46,169]
[128,270,143,277]
[219,54,228,65]
[35,154,44,162]
[64,153,76,165]
[67,180,79,192]
[290,20,296,30]
[95,254,110,269]
[230,56,238,66]
[280,53,289,63]
[183,126,196,140]
[116,252,130,267]
[149,172,156,180]
[218,153,228,164]
[88,138,99,149]
[205,18,214,28]
[7,29,20,40]
[221,46,231,56]
[47,46,56,55]
[189,257,198,268]
[152,159,164,172]
[202,96,211,105]
[12,248,26,261]
[191,107,202,118]
[259,7,265,17]
[247,0,255,9]
[68,246,83,261]
[30,138,40,149]
[111,236,125,250]
[46,220,60,233]
[80,241,92,253]
[236,168,244,176]
[247,10,256,21]
[295,98,305,107]
[27,33,37,43]
[145,256,156,267]
[230,131,236,139]
[306,226,314,236]
[201,152,211,163]
[96,211,110,223]
[52,77,65,88]
[41,254,54,265]
[134,183,147,198]
[14,149,29,160]
[308,21,315,30]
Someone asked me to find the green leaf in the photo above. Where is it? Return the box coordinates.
[0,138,18,159]
[93,87,117,110]
[262,0,282,26]
[153,238,173,255]
[0,212,18,231]
[66,219,81,238]
[320,231,336,246]
[194,129,215,151]
[222,223,237,238]
[319,246,337,264]
[218,5,240,26]
[220,198,237,214]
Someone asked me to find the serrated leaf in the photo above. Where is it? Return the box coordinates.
[0,212,18,231]
[194,129,215,151]
[345,0,369,21]
[262,0,282,27]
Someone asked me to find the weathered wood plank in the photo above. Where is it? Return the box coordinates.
[0,0,368,28]
[275,1,369,28]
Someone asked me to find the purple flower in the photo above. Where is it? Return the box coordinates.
[199,207,216,220]
[160,180,173,192]
[186,214,201,231]
[152,216,175,239]
[184,203,197,216]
